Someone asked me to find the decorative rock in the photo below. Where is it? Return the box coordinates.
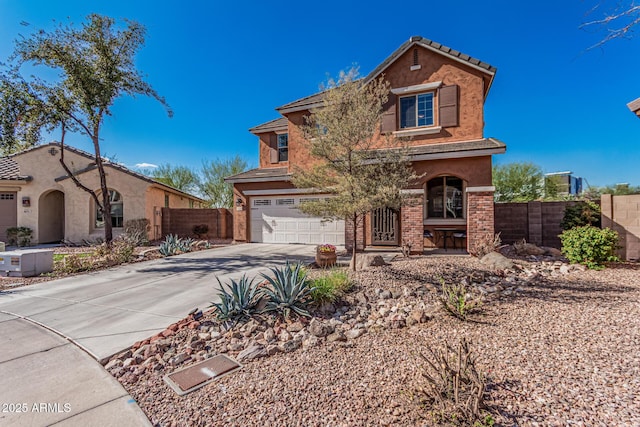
[345,328,365,340]
[105,358,122,370]
[410,309,429,324]
[169,353,189,366]
[559,265,570,274]
[279,339,301,353]
[266,345,281,355]
[327,331,347,343]
[388,313,407,329]
[198,332,211,341]
[237,345,267,361]
[309,318,334,337]
[278,329,292,342]
[287,321,304,333]
[355,254,388,271]
[264,328,276,342]
[303,335,320,349]
[480,251,515,270]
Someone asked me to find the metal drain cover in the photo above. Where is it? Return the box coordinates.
[164,354,242,396]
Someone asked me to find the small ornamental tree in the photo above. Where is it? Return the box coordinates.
[1,14,171,243]
[292,68,419,270]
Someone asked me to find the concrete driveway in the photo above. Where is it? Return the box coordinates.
[0,243,315,362]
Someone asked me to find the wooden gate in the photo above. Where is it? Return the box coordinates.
[371,207,398,246]
[0,192,17,242]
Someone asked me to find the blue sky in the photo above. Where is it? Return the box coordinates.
[1,0,639,187]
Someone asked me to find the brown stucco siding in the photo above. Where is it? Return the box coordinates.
[258,133,289,169]
[411,156,492,188]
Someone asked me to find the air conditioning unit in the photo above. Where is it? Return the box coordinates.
[0,250,54,277]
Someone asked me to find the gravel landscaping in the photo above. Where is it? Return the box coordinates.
[105,253,640,426]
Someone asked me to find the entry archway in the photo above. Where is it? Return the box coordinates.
[38,190,65,243]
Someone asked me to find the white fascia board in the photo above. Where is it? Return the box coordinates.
[410,147,506,162]
[242,188,320,196]
[466,186,496,193]
[391,81,442,95]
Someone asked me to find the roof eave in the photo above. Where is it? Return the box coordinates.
[224,175,291,184]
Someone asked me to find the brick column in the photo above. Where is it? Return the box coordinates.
[466,187,495,253]
[400,190,424,254]
[233,189,247,242]
[345,217,365,251]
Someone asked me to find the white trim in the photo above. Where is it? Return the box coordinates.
[393,126,442,138]
[411,147,505,161]
[410,65,422,71]
[243,188,320,196]
[390,81,442,95]
[400,189,424,195]
[466,186,495,193]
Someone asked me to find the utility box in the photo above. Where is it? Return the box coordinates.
[0,242,4,252]
[0,250,54,277]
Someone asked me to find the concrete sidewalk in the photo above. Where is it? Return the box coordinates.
[0,243,316,426]
[0,312,151,427]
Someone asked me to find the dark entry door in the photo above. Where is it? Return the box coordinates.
[372,207,399,246]
[0,192,17,242]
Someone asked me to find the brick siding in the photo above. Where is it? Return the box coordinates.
[467,192,495,252]
[400,194,424,254]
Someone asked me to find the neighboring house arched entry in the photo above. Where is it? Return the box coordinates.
[38,190,65,243]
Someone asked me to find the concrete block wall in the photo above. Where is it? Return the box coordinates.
[161,208,232,240]
[601,194,640,261]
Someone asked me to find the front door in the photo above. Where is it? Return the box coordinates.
[371,207,399,246]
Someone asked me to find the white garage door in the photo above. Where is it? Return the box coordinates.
[250,195,344,245]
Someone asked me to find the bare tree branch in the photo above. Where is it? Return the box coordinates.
[581,2,640,50]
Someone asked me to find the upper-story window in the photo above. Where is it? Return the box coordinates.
[400,92,434,129]
[277,133,288,162]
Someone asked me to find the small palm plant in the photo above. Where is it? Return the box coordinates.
[210,275,260,326]
[260,261,314,318]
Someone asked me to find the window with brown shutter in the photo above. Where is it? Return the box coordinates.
[438,85,459,127]
[269,134,278,164]
[380,95,397,133]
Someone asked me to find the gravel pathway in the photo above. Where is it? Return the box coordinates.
[114,256,640,426]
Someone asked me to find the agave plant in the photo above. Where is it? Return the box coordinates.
[158,234,182,256]
[260,261,314,318]
[179,237,196,253]
[209,275,260,325]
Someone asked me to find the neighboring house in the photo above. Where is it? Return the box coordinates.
[628,97,640,117]
[226,36,506,252]
[0,143,205,244]
[544,171,583,196]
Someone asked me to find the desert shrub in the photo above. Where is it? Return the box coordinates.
[440,280,482,321]
[54,253,93,274]
[559,225,619,269]
[310,269,351,304]
[192,224,209,238]
[6,227,33,247]
[260,261,314,318]
[415,339,493,426]
[560,200,601,230]
[210,275,260,326]
[108,238,136,264]
[468,233,501,258]
[124,218,150,246]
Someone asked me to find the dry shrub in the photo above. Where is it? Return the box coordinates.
[415,338,494,426]
[124,218,150,246]
[468,233,501,258]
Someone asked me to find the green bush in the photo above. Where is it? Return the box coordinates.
[310,269,351,304]
[560,225,619,269]
[260,261,314,318]
[6,227,33,247]
[560,200,601,230]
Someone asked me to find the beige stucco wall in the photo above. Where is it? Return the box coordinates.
[7,144,202,244]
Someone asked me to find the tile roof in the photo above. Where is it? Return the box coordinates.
[628,98,640,116]
[0,158,28,180]
[403,138,506,157]
[224,167,290,183]
[249,117,288,134]
[2,143,204,201]
[275,35,496,114]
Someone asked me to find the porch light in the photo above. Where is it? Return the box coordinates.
[236,197,243,205]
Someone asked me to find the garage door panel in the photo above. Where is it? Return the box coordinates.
[250,196,344,245]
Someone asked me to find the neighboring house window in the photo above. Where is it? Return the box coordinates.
[189,199,194,208]
[96,189,124,228]
[164,194,170,208]
[277,133,288,162]
[400,93,434,128]
[426,176,464,219]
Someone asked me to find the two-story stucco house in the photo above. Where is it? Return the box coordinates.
[0,143,205,244]
[226,36,506,253]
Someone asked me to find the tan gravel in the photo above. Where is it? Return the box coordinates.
[117,256,639,426]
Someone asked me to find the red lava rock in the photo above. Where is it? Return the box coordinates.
[168,323,179,332]
[150,334,163,343]
[188,321,200,329]
[131,341,142,350]
[161,329,175,338]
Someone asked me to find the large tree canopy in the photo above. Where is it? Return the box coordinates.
[493,162,545,202]
[0,14,171,243]
[293,68,419,269]
[200,155,248,208]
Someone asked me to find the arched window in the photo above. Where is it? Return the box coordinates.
[95,189,124,228]
[426,176,464,219]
